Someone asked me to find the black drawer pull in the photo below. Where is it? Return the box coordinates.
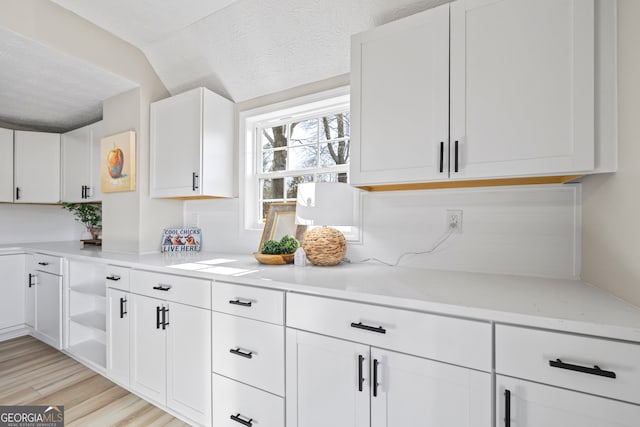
[229,299,252,307]
[549,358,616,379]
[439,141,444,173]
[119,297,127,318]
[230,348,253,359]
[230,413,253,427]
[358,354,365,392]
[28,273,35,288]
[38,262,50,266]
[372,358,379,397]
[106,275,121,281]
[153,285,172,291]
[192,172,199,191]
[350,322,386,334]
[156,306,162,329]
[504,389,511,427]
[161,306,169,330]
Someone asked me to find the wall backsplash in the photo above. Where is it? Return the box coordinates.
[0,204,84,245]
[185,184,581,280]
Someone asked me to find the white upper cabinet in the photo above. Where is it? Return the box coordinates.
[61,121,104,203]
[0,128,13,202]
[150,87,234,199]
[14,131,61,203]
[351,0,603,188]
[449,0,594,180]
[350,4,450,186]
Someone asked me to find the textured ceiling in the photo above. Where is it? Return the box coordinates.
[0,26,137,132]
[52,0,444,102]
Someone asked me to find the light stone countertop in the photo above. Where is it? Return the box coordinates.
[3,241,640,343]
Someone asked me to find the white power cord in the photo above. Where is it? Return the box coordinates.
[354,223,457,267]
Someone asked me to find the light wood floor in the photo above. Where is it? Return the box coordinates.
[0,336,191,426]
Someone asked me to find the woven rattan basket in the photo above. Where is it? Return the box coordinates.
[301,226,346,266]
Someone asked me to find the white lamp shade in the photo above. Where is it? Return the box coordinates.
[295,182,354,226]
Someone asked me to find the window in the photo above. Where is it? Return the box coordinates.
[257,110,350,220]
[241,88,353,231]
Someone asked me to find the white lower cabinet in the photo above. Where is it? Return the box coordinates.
[106,265,131,386]
[34,271,63,349]
[496,375,640,427]
[0,254,25,333]
[495,324,640,426]
[107,288,130,386]
[130,293,211,426]
[286,329,491,427]
[286,330,369,427]
[212,373,284,427]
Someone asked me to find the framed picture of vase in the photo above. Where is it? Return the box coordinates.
[100,130,136,193]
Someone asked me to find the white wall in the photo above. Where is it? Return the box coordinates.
[582,0,640,307]
[186,184,581,279]
[0,204,83,245]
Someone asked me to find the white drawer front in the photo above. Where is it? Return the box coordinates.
[287,293,492,372]
[30,253,62,276]
[105,265,130,291]
[212,374,284,427]
[130,270,211,309]
[496,324,640,405]
[212,311,285,396]
[212,282,284,325]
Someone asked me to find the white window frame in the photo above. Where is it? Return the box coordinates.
[239,87,361,242]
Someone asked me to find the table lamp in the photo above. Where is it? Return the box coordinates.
[295,182,354,266]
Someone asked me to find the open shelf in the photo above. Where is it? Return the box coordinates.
[70,281,106,297]
[71,311,106,332]
[67,339,106,369]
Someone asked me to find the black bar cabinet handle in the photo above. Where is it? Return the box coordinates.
[454,140,459,172]
[153,285,171,291]
[38,262,50,266]
[439,141,444,173]
[549,358,616,379]
[106,275,121,281]
[229,348,253,359]
[192,172,199,191]
[229,299,252,307]
[372,358,379,397]
[28,273,35,288]
[358,354,365,392]
[119,297,127,318]
[230,413,253,427]
[15,187,20,200]
[162,307,169,329]
[156,306,161,329]
[350,322,386,334]
[504,389,511,427]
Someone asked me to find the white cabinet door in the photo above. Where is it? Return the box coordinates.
[35,271,62,349]
[150,87,233,198]
[130,294,166,404]
[61,125,91,203]
[350,4,449,186]
[286,329,370,427]
[0,128,13,202]
[450,0,595,179]
[151,88,203,197]
[371,348,491,427]
[496,375,640,427]
[61,121,103,202]
[88,121,103,202]
[25,270,36,328]
[166,302,211,426]
[107,288,130,386]
[0,254,25,330]
[14,131,60,203]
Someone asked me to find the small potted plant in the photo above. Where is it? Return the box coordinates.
[61,203,102,242]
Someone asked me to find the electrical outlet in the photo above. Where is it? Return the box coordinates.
[446,209,463,233]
